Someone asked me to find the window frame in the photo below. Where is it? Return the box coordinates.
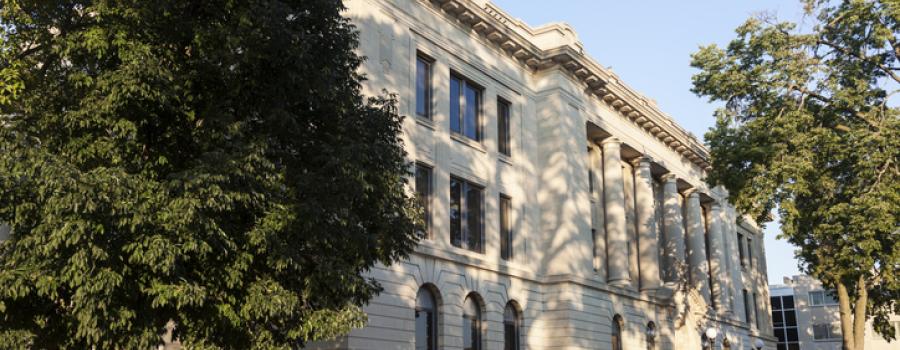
[500,194,513,261]
[503,302,521,350]
[415,287,439,350]
[415,163,433,239]
[497,97,511,157]
[415,53,434,120]
[463,295,483,350]
[450,73,483,142]
[450,176,485,253]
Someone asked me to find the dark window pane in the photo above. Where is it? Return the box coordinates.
[775,329,786,343]
[786,328,799,342]
[782,296,795,309]
[738,233,745,265]
[500,195,511,260]
[463,296,481,350]
[784,310,797,327]
[415,165,432,239]
[416,57,430,118]
[451,77,461,133]
[788,344,800,350]
[466,185,483,252]
[773,310,784,327]
[450,178,462,247]
[498,99,510,156]
[776,344,786,350]
[504,303,518,350]
[464,83,480,140]
[611,320,622,350]
[771,296,782,310]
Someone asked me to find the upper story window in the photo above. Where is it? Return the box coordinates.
[809,290,838,306]
[450,73,482,141]
[499,194,513,261]
[415,54,433,119]
[450,177,484,252]
[747,238,754,269]
[498,97,511,156]
[415,163,433,239]
[737,232,746,267]
[743,289,752,324]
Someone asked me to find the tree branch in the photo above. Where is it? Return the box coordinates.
[818,39,900,84]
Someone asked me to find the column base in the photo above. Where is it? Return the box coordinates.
[608,278,631,288]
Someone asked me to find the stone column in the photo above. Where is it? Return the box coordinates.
[708,202,730,315]
[684,190,711,304]
[589,144,606,278]
[632,157,661,291]
[661,174,686,283]
[602,137,630,287]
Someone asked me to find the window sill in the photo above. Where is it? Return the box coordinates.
[450,133,487,154]
[498,153,514,165]
[415,116,435,130]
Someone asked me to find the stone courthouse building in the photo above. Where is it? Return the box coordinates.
[311,0,778,349]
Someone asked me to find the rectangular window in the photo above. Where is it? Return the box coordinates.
[754,293,761,329]
[809,290,838,306]
[415,54,432,119]
[498,98,511,156]
[737,232,746,266]
[743,289,752,323]
[450,177,484,252]
[500,194,512,260]
[450,74,482,141]
[747,238,754,269]
[811,324,827,339]
[415,164,432,238]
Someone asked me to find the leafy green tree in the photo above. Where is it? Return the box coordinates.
[0,0,420,348]
[691,1,898,349]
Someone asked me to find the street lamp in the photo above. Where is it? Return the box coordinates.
[754,339,765,350]
[646,322,657,344]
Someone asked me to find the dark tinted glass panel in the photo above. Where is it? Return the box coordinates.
[466,185,483,252]
[611,321,622,350]
[450,76,461,133]
[782,296,795,309]
[771,297,782,310]
[416,57,431,118]
[415,165,432,238]
[784,310,797,327]
[776,344,786,350]
[450,178,462,247]
[464,83,480,140]
[788,344,800,350]
[775,329,786,343]
[503,304,518,350]
[786,328,799,342]
[772,310,784,327]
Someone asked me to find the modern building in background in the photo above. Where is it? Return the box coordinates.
[769,275,899,350]
[308,1,777,349]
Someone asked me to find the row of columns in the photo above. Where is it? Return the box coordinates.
[593,137,732,315]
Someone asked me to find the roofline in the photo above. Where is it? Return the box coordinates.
[428,0,711,170]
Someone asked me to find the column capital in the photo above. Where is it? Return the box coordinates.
[682,188,701,198]
[629,156,653,168]
[600,136,622,146]
[660,173,678,183]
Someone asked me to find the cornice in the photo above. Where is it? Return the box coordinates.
[425,0,711,170]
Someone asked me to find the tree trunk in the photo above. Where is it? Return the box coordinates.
[838,281,855,350]
[836,277,869,350]
[853,276,867,350]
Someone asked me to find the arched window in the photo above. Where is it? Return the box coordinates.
[503,302,521,350]
[415,287,438,350]
[463,294,482,350]
[612,315,624,350]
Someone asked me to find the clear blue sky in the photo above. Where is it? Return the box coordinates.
[491,0,811,285]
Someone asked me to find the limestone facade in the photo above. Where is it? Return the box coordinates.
[310,0,778,349]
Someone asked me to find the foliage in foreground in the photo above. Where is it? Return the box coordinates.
[0,0,420,348]
[691,1,898,349]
